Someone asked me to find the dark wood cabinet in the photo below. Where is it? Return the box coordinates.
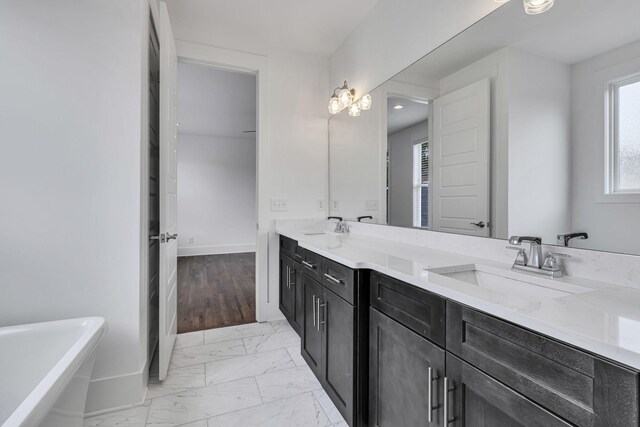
[321,287,356,424]
[369,307,445,427]
[445,353,572,427]
[279,253,295,321]
[301,273,323,377]
[447,301,640,427]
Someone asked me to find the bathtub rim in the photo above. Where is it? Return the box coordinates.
[1,316,107,427]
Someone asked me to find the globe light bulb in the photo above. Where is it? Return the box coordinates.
[328,95,341,115]
[339,87,354,108]
[348,103,361,117]
[523,0,554,14]
[357,93,372,111]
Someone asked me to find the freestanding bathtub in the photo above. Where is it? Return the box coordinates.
[0,317,106,427]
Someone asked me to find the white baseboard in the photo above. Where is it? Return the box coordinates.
[84,366,147,415]
[178,243,256,257]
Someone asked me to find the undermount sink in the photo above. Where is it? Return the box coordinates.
[427,264,592,300]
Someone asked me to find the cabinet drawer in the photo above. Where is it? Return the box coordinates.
[370,272,446,347]
[298,247,323,282]
[279,235,299,260]
[321,258,356,305]
[447,301,640,427]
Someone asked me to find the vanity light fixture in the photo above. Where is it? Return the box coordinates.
[493,0,555,14]
[523,0,554,14]
[328,80,372,117]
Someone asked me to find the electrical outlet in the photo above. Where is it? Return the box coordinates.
[331,200,340,210]
[270,198,288,212]
[365,200,379,211]
[188,236,194,244]
[317,200,325,211]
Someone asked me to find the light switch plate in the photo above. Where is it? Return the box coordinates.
[270,198,288,211]
[365,199,379,211]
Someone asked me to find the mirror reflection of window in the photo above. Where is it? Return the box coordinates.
[387,96,429,229]
[610,76,640,193]
[412,140,429,228]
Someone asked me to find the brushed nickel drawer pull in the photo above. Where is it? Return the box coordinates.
[302,261,316,270]
[324,273,342,285]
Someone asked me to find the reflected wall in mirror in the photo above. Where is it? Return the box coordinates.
[329,0,640,255]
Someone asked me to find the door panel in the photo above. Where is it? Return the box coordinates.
[369,308,445,427]
[431,78,490,236]
[301,274,322,377]
[279,254,294,320]
[158,3,178,381]
[446,353,572,427]
[322,289,356,425]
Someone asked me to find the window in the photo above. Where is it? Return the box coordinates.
[412,140,429,228]
[609,75,640,194]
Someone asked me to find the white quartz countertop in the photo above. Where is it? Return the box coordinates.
[277,226,640,371]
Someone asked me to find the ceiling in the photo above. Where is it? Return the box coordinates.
[395,0,640,82]
[177,61,256,139]
[387,97,429,135]
[164,0,379,56]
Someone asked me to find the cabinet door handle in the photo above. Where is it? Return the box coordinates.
[286,266,290,289]
[312,295,316,327]
[316,297,321,331]
[288,268,295,286]
[443,377,456,424]
[428,367,440,423]
[302,260,316,270]
[319,300,327,332]
[324,273,342,285]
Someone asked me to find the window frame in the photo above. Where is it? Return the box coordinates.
[606,73,640,195]
[412,138,429,229]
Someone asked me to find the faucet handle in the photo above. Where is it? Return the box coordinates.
[542,252,571,272]
[506,246,528,266]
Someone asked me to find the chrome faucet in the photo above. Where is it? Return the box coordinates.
[507,235,570,278]
[334,220,350,234]
[508,236,543,268]
[557,232,588,247]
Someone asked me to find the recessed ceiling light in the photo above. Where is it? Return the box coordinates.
[393,105,404,110]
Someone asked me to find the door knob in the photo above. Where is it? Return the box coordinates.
[166,233,178,241]
[470,221,486,228]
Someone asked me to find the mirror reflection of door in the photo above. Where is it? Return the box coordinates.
[387,96,430,229]
[431,78,491,237]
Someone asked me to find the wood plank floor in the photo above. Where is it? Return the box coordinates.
[177,253,256,333]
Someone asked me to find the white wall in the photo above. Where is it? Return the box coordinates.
[507,48,572,244]
[330,0,502,96]
[571,40,640,254]
[0,0,148,413]
[388,120,428,228]
[177,134,256,256]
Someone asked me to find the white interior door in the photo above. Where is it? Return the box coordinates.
[158,2,178,381]
[431,78,490,237]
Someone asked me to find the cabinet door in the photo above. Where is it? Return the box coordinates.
[369,308,445,427]
[291,263,303,334]
[445,353,572,427]
[301,274,322,377]
[321,288,356,426]
[279,254,294,320]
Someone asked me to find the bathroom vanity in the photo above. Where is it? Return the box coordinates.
[278,230,640,427]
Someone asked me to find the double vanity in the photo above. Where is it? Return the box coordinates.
[278,225,640,427]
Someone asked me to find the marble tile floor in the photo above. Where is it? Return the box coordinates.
[84,320,347,427]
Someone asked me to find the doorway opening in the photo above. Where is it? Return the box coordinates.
[175,60,258,333]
